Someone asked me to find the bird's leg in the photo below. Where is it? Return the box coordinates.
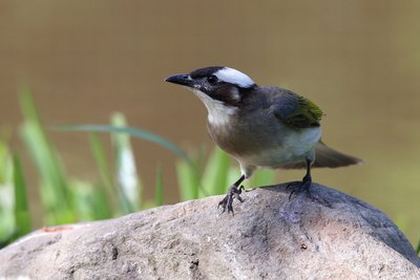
[287,159,333,208]
[288,159,312,200]
[302,158,312,185]
[218,175,246,215]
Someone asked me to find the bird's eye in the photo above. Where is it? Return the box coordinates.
[207,75,218,85]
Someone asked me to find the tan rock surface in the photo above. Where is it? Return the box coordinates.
[0,183,419,279]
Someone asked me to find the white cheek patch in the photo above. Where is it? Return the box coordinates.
[192,89,238,126]
[214,67,255,88]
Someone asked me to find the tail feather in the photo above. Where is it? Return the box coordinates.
[280,142,363,169]
[313,142,362,168]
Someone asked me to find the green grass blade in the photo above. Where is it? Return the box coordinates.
[111,113,141,213]
[154,166,164,206]
[89,133,115,213]
[0,140,14,246]
[227,166,240,186]
[249,169,277,187]
[12,154,31,237]
[0,139,10,184]
[200,147,231,197]
[54,124,191,163]
[19,89,74,224]
[71,180,111,221]
[176,159,200,201]
[416,239,420,257]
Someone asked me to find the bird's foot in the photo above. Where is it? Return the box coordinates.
[286,177,332,208]
[287,175,312,201]
[218,184,245,215]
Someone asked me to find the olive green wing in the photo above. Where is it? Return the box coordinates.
[272,89,323,129]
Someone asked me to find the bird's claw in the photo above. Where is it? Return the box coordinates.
[286,179,332,208]
[218,185,245,215]
[287,180,311,201]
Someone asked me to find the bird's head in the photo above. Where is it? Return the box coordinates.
[165,66,257,108]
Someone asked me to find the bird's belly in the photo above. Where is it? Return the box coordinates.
[237,127,322,168]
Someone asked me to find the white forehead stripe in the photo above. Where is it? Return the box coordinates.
[214,67,255,88]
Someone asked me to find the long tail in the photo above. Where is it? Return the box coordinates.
[313,142,362,168]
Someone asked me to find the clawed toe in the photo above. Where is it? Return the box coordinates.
[218,196,228,209]
[288,180,311,201]
[286,181,332,207]
[235,185,245,203]
[218,185,245,215]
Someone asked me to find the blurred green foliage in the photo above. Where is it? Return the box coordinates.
[20,90,74,224]
[0,90,276,248]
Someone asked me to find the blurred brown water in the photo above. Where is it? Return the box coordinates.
[0,1,419,243]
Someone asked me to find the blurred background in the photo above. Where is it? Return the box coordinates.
[0,1,419,244]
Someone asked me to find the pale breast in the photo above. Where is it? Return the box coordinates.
[214,123,322,168]
[240,127,321,168]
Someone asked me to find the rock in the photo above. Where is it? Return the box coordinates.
[0,183,419,279]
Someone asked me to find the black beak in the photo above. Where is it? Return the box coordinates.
[165,74,194,87]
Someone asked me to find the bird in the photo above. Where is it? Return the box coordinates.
[165,66,362,214]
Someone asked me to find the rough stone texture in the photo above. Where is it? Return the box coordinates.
[0,183,419,279]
